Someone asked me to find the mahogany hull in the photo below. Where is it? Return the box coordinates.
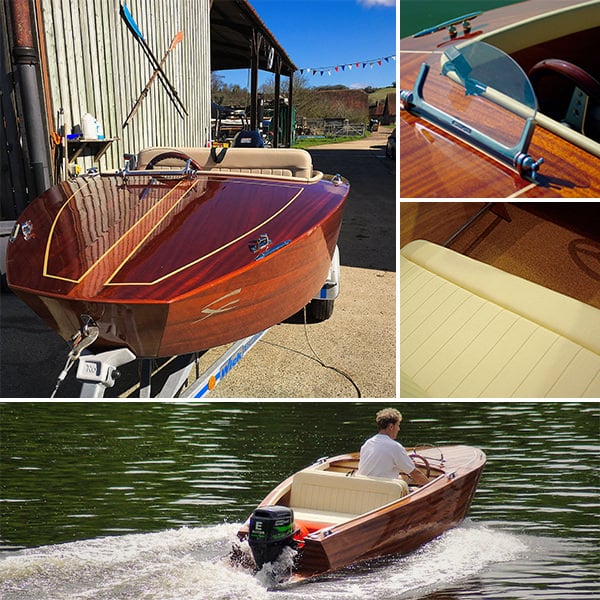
[400,0,600,197]
[7,172,348,357]
[238,446,486,581]
[299,463,482,576]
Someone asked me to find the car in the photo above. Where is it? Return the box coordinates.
[232,129,264,147]
[386,128,396,159]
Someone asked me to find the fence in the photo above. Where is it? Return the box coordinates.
[296,118,365,138]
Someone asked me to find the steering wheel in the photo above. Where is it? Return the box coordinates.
[528,59,600,133]
[409,453,431,479]
[145,150,202,172]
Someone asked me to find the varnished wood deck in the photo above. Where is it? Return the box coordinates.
[400,0,600,197]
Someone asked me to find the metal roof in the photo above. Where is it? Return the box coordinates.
[210,0,297,77]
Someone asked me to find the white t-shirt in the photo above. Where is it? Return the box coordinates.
[357,433,415,479]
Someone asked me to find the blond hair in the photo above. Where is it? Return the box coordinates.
[375,408,402,430]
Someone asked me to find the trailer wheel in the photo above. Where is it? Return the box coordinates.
[1,273,11,294]
[308,298,334,321]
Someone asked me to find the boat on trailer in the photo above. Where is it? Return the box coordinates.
[236,445,486,583]
[400,0,600,197]
[6,147,348,358]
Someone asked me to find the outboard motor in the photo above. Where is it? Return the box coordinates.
[248,505,295,569]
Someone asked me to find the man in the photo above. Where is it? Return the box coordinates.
[358,408,428,485]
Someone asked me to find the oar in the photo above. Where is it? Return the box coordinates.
[123,31,184,128]
[120,2,188,116]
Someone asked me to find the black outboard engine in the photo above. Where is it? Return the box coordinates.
[248,505,295,569]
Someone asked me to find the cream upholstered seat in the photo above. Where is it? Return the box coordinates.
[289,469,408,526]
[136,147,317,180]
[400,240,600,398]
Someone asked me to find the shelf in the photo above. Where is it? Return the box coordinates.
[66,138,117,163]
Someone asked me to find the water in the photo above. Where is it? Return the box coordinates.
[1,402,598,599]
[400,0,526,38]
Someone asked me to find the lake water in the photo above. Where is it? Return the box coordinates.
[1,402,598,599]
[400,0,525,38]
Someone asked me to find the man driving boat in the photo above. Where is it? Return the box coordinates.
[358,408,429,485]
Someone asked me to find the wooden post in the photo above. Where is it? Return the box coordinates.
[250,30,260,131]
[286,72,294,147]
[273,57,281,148]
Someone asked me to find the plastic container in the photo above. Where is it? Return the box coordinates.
[82,113,98,140]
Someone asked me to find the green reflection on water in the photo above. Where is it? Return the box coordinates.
[1,402,598,551]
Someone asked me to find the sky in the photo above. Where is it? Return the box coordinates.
[214,0,397,90]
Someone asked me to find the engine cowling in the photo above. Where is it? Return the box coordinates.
[247,505,295,569]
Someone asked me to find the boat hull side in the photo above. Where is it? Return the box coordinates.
[159,205,344,355]
[297,461,485,576]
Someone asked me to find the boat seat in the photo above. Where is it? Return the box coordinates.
[289,469,409,527]
[135,147,316,179]
[401,240,600,397]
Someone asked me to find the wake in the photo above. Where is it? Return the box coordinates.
[0,521,531,600]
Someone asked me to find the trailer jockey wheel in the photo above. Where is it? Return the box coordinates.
[145,150,202,172]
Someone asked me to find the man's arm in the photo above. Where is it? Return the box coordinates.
[408,467,429,486]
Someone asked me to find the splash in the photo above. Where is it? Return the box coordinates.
[0,522,530,600]
[0,524,267,600]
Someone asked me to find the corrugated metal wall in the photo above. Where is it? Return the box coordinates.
[40,0,211,173]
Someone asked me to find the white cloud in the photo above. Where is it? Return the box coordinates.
[357,0,396,7]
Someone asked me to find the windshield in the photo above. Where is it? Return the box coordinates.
[401,41,544,178]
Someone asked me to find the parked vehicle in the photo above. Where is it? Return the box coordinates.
[6,148,348,357]
[386,128,396,159]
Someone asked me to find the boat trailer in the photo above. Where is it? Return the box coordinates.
[57,247,340,398]
[75,329,268,398]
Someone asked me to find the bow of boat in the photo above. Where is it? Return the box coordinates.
[6,150,349,356]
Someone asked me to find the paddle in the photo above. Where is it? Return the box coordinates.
[119,2,188,117]
[123,31,185,128]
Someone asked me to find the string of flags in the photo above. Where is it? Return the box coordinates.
[299,54,396,77]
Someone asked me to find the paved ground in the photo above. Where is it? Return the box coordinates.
[0,129,396,398]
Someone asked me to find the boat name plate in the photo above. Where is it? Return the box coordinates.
[255,240,291,260]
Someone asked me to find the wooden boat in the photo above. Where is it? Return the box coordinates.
[6,148,348,357]
[400,0,600,197]
[236,445,486,582]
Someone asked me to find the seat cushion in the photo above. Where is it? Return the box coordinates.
[401,240,600,397]
[136,147,314,178]
[290,469,408,517]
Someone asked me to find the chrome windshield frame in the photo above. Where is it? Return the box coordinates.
[400,42,544,179]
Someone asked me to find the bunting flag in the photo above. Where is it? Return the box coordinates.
[299,54,395,76]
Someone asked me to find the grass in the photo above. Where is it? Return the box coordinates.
[368,86,396,104]
[292,135,369,149]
